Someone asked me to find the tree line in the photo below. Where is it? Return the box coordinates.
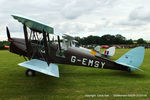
[75,34,147,45]
[0,34,148,49]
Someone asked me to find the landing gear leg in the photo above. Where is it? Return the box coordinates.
[25,69,35,76]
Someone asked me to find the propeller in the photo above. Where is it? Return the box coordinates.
[6,26,11,41]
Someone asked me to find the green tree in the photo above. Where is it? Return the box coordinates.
[137,38,147,44]
[126,39,133,44]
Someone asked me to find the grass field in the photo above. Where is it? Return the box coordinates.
[0,49,150,100]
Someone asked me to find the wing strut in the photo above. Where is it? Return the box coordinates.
[43,31,51,65]
[23,24,32,59]
[57,36,62,55]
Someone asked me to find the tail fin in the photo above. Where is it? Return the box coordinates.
[103,47,116,57]
[116,47,145,71]
[94,46,101,52]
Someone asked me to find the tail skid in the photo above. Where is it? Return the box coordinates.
[116,47,145,71]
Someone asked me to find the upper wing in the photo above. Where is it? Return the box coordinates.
[12,15,54,34]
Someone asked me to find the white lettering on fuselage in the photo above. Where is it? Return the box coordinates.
[82,58,87,65]
[101,62,105,68]
[88,59,94,66]
[71,56,105,68]
[94,61,99,68]
[71,56,76,63]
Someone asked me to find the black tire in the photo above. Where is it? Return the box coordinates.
[26,69,35,76]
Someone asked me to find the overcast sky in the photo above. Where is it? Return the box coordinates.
[0,0,150,41]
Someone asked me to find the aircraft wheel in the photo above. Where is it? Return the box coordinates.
[26,69,35,76]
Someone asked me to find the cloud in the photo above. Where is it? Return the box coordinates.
[54,22,96,36]
[129,7,150,22]
[60,0,99,19]
[0,0,150,40]
[60,0,119,19]
[116,19,147,27]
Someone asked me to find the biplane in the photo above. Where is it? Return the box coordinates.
[6,15,145,78]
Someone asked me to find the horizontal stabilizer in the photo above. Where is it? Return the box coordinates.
[18,59,59,77]
[116,62,143,72]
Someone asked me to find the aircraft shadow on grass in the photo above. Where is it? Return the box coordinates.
[60,71,146,79]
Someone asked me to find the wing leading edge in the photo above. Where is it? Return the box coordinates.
[12,15,54,34]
